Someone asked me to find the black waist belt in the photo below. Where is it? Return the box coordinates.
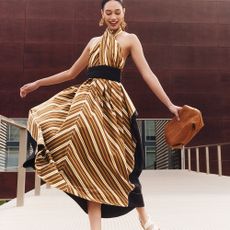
[87,65,121,82]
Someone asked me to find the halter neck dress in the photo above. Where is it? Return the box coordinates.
[23,27,145,218]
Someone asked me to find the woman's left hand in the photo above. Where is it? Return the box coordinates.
[168,104,182,121]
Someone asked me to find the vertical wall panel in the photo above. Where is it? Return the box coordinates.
[0,122,7,171]
[0,0,229,147]
[155,120,169,169]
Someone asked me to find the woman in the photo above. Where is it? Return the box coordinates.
[20,0,181,229]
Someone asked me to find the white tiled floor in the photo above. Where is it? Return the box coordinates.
[1,170,230,230]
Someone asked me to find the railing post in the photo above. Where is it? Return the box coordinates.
[188,148,191,171]
[181,145,185,169]
[46,183,51,189]
[35,174,41,196]
[217,145,222,176]
[16,129,27,207]
[196,147,200,173]
[205,146,210,174]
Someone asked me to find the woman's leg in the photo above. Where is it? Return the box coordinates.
[136,207,159,230]
[136,207,149,224]
[87,200,102,230]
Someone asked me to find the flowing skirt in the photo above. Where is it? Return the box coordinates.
[23,77,145,218]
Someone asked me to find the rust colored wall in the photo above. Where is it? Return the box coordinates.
[0,0,229,147]
[0,172,36,199]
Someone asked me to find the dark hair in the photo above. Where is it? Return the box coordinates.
[101,0,124,9]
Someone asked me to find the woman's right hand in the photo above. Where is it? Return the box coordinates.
[20,81,39,98]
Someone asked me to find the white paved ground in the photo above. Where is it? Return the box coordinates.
[0,170,230,230]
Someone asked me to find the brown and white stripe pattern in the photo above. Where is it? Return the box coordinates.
[88,27,125,69]
[27,27,139,207]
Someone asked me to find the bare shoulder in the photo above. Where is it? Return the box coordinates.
[125,32,139,39]
[90,36,102,43]
[88,36,102,50]
[122,32,141,47]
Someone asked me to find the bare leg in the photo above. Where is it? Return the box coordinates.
[136,207,149,224]
[87,200,102,230]
[136,207,158,230]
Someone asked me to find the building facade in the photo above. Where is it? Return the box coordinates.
[0,0,230,199]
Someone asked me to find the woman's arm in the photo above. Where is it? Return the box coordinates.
[20,38,95,98]
[129,34,181,119]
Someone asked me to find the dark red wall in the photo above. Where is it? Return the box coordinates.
[0,0,229,146]
[0,172,36,199]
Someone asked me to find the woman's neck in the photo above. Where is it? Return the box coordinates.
[107,26,122,35]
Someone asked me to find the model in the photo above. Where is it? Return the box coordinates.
[20,1,181,229]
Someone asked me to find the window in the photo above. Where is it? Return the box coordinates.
[5,118,28,171]
[145,146,156,169]
[144,120,155,141]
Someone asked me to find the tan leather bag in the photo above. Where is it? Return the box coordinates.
[164,105,204,148]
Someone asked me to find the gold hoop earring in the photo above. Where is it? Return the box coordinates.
[99,18,104,27]
[121,20,127,30]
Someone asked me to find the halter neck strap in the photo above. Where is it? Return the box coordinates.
[106,26,123,37]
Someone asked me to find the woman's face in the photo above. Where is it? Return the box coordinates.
[101,0,125,31]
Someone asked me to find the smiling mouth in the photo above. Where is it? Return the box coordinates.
[109,22,118,26]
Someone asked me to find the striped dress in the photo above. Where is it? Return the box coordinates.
[23,27,145,218]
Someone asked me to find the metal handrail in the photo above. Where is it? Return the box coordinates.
[0,115,50,207]
[186,142,230,149]
[0,115,27,206]
[0,115,26,129]
[0,115,44,207]
[181,142,230,176]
